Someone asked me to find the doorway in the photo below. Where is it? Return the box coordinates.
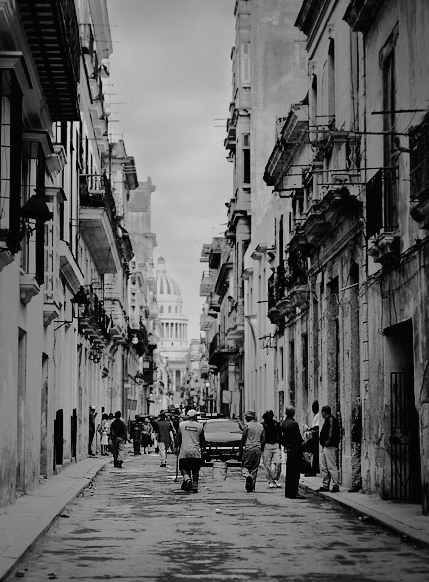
[53,409,64,469]
[17,329,27,491]
[40,354,49,476]
[385,319,421,501]
[71,408,77,460]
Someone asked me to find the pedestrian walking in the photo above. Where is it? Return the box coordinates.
[88,405,96,456]
[317,405,341,493]
[176,409,206,493]
[302,400,320,476]
[261,410,283,489]
[110,411,128,468]
[153,410,176,467]
[238,410,265,493]
[130,414,143,455]
[97,413,110,456]
[140,417,153,454]
[348,395,362,492]
[281,406,305,499]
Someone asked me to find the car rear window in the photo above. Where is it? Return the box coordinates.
[204,421,242,433]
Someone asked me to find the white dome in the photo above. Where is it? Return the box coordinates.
[156,257,182,301]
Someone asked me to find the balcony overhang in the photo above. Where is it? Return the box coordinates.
[287,284,310,311]
[226,324,245,341]
[200,244,212,263]
[79,208,121,274]
[343,0,383,33]
[59,240,84,294]
[0,52,32,93]
[264,106,309,188]
[251,243,268,260]
[302,187,360,245]
[16,0,81,120]
[242,267,253,281]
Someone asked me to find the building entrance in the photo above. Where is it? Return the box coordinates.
[385,320,421,501]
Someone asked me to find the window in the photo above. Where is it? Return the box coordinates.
[289,340,295,407]
[310,75,318,133]
[241,43,250,85]
[409,112,429,200]
[243,133,250,183]
[159,305,164,314]
[302,333,309,413]
[327,40,335,120]
[0,72,12,233]
[0,68,22,252]
[382,50,398,230]
[380,25,399,232]
[21,138,46,282]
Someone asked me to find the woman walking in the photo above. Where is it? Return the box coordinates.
[141,417,153,454]
[98,413,111,456]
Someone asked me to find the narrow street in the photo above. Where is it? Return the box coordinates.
[6,452,429,582]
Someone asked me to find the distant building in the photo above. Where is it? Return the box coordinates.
[154,257,189,411]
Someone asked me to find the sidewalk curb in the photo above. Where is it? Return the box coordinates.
[0,460,109,582]
[299,482,429,552]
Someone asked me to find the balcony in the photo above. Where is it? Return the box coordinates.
[301,184,360,246]
[104,299,128,345]
[409,112,429,229]
[226,301,245,341]
[264,106,309,190]
[208,292,221,315]
[267,265,296,325]
[200,312,215,331]
[17,0,80,120]
[79,174,121,274]
[368,229,400,266]
[208,333,238,367]
[365,168,400,264]
[200,271,214,296]
[200,244,212,263]
[78,285,111,342]
[208,238,224,269]
[224,122,236,152]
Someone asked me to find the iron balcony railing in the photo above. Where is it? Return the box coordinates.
[80,285,111,339]
[79,173,118,236]
[284,251,308,291]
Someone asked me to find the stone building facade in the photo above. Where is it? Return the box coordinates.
[0,0,157,508]
[201,0,429,513]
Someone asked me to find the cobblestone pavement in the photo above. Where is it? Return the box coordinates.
[6,453,429,582]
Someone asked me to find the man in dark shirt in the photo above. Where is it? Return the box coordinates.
[281,406,305,499]
[88,406,96,456]
[110,411,127,468]
[153,411,175,467]
[130,414,143,456]
[262,410,283,489]
[317,405,341,493]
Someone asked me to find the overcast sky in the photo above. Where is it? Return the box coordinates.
[106,0,236,340]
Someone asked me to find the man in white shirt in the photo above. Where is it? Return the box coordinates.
[176,409,206,493]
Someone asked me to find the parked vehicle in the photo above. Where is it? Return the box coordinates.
[202,418,243,462]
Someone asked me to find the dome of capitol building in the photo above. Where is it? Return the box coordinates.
[155,257,189,398]
[156,256,182,301]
